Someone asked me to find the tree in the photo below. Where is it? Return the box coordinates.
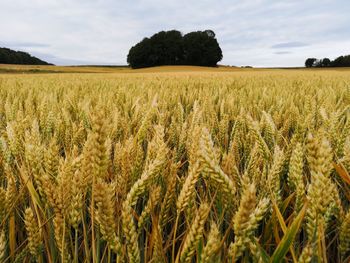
[127,38,153,68]
[0,47,51,65]
[127,30,223,68]
[331,55,350,67]
[148,30,184,66]
[321,58,331,67]
[305,58,317,68]
[314,58,331,67]
[183,30,222,67]
[305,55,350,68]
[127,30,183,68]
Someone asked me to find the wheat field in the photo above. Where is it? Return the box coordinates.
[0,69,350,262]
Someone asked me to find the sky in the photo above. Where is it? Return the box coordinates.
[1,0,350,67]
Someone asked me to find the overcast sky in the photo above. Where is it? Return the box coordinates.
[1,0,349,67]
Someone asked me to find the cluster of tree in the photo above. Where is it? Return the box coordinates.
[127,30,223,68]
[0,47,51,65]
[305,55,350,68]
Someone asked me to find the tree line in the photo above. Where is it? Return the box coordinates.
[305,55,350,68]
[127,30,223,69]
[0,47,51,65]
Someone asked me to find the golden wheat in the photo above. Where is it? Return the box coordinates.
[0,70,349,262]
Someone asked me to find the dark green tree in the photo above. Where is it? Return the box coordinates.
[148,30,184,66]
[183,30,222,67]
[331,55,350,67]
[306,55,350,68]
[305,58,317,68]
[127,30,183,68]
[320,58,331,67]
[127,30,223,68]
[127,38,153,68]
[0,47,51,65]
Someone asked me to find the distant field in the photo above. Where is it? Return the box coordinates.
[0,68,350,262]
[0,64,244,74]
[1,63,350,75]
[0,64,131,73]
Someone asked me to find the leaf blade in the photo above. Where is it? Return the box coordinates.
[270,203,307,263]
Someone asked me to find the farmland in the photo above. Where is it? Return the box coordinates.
[0,67,350,262]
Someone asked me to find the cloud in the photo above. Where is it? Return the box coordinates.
[274,51,293,55]
[0,0,349,67]
[271,42,309,49]
[0,41,50,49]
